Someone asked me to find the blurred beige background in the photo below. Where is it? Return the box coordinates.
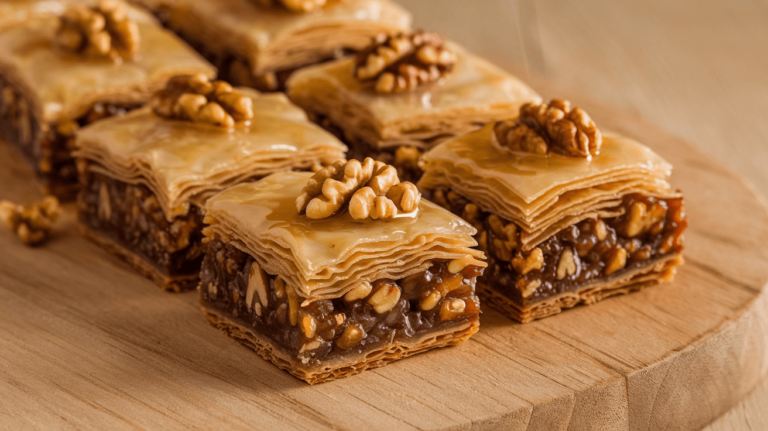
[398,0,768,429]
[400,0,768,198]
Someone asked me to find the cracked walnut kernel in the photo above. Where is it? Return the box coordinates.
[354,31,456,94]
[495,99,602,158]
[0,196,61,246]
[55,0,140,62]
[151,74,253,128]
[296,158,421,220]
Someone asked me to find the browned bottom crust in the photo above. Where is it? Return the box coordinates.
[479,255,683,323]
[201,303,480,384]
[79,222,198,292]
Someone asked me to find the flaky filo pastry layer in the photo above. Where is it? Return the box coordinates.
[0,3,215,125]
[418,124,681,251]
[286,43,541,151]
[204,171,486,301]
[74,90,347,221]
[131,0,411,75]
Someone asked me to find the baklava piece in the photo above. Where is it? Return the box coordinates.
[286,31,541,181]
[200,162,486,384]
[74,75,347,292]
[419,99,687,323]
[0,0,214,199]
[131,0,411,91]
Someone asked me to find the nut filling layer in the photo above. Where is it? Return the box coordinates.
[77,166,205,291]
[428,188,686,305]
[0,76,137,199]
[199,240,483,365]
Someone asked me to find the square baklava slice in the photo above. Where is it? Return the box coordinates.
[74,74,347,291]
[418,99,687,323]
[0,0,214,199]
[200,160,486,383]
[131,0,411,91]
[286,31,541,181]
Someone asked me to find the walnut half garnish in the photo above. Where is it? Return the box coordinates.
[55,0,140,62]
[0,196,61,246]
[354,32,457,94]
[296,158,421,221]
[495,99,602,158]
[151,74,254,129]
[251,0,347,12]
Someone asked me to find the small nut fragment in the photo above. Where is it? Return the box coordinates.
[344,281,372,302]
[300,315,317,338]
[394,146,422,171]
[439,299,466,321]
[207,282,218,297]
[297,157,418,221]
[246,262,269,310]
[448,256,480,274]
[495,99,602,158]
[285,283,300,326]
[55,0,140,62]
[488,214,506,238]
[0,196,61,247]
[511,248,544,275]
[594,219,607,241]
[299,339,323,353]
[367,282,401,314]
[515,278,541,298]
[493,238,513,262]
[605,247,628,275]
[98,181,111,221]
[621,200,667,238]
[274,276,286,300]
[151,73,253,128]
[354,31,456,94]
[419,290,441,311]
[336,323,366,350]
[556,248,578,280]
[276,303,288,326]
[333,313,345,326]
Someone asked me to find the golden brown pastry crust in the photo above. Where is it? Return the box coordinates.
[201,302,479,384]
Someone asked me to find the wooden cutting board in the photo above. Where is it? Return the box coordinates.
[2,96,768,431]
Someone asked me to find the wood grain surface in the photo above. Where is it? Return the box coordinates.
[2,91,768,430]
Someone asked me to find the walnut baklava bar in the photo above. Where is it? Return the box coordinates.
[131,0,411,91]
[200,161,485,383]
[286,31,541,181]
[419,99,687,323]
[0,0,213,198]
[74,74,346,291]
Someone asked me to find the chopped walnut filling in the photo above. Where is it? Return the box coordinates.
[354,32,457,94]
[55,0,140,62]
[151,74,253,129]
[296,158,421,220]
[0,196,61,246]
[495,99,602,158]
[200,240,483,363]
[251,0,346,12]
[429,188,686,302]
[77,167,205,290]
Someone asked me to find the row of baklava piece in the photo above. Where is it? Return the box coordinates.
[0,0,686,384]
